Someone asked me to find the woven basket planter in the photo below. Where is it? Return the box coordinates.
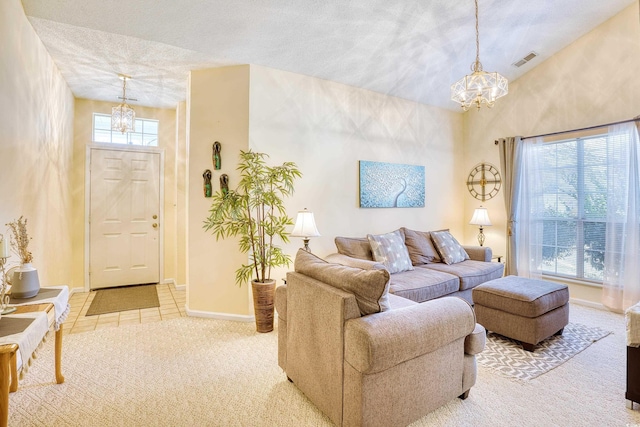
[252,280,276,333]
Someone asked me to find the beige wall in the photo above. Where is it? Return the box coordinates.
[72,99,177,289]
[0,0,75,287]
[187,66,253,318]
[249,65,465,283]
[463,3,640,304]
[186,64,463,317]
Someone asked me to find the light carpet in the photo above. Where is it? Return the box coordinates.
[477,322,611,381]
[8,304,640,427]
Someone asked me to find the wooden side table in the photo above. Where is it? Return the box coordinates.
[0,303,64,427]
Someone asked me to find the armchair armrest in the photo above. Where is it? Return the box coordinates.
[465,324,486,355]
[463,245,492,262]
[344,297,475,374]
[275,284,287,319]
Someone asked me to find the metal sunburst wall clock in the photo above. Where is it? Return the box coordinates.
[467,163,501,201]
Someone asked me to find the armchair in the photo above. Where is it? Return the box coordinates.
[275,250,485,426]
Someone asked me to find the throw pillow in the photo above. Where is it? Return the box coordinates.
[401,227,442,265]
[334,236,374,261]
[294,249,391,315]
[366,229,414,274]
[430,230,469,265]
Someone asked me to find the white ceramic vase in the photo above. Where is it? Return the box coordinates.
[12,263,40,298]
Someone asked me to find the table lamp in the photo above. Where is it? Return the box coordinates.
[291,208,321,252]
[470,206,492,246]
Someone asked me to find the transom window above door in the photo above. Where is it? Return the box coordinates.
[92,113,159,146]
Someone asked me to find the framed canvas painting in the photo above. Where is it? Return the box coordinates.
[359,161,425,208]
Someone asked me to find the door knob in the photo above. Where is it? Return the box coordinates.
[152,223,158,228]
[152,215,158,219]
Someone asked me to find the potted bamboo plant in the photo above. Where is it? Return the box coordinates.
[204,150,301,333]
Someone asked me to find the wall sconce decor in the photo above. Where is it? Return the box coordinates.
[203,169,212,197]
[220,174,229,196]
[213,141,222,170]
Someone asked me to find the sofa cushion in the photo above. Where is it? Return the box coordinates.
[335,237,374,261]
[388,267,459,303]
[294,249,390,315]
[430,230,469,265]
[324,253,384,270]
[367,230,414,274]
[387,293,418,310]
[424,260,504,291]
[401,227,441,265]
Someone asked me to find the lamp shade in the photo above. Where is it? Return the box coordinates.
[291,208,321,238]
[470,207,492,227]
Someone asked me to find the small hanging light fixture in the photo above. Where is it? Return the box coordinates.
[112,74,136,133]
[451,0,508,111]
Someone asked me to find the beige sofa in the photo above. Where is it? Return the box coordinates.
[276,249,486,427]
[327,227,504,304]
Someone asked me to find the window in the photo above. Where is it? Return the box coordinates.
[92,113,159,146]
[536,134,607,282]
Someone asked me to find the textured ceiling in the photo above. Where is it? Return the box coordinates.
[21,0,636,111]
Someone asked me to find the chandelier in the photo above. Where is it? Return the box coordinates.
[451,0,508,111]
[112,75,136,133]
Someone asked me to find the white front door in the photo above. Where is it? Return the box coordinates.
[89,148,161,289]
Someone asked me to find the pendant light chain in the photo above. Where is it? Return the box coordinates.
[450,0,508,110]
[474,0,480,71]
[122,76,128,101]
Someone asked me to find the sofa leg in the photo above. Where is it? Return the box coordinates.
[287,376,293,383]
[555,328,564,336]
[522,342,536,352]
[459,390,470,400]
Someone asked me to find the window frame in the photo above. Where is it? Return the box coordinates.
[534,132,608,284]
[92,113,159,147]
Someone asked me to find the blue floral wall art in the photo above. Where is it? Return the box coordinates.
[359,161,425,208]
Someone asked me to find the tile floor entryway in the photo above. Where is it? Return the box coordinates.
[63,284,186,335]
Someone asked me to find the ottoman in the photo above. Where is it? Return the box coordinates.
[472,276,569,351]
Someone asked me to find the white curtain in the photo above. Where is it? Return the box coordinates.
[514,136,545,279]
[602,121,640,312]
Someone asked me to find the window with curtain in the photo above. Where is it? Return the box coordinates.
[515,120,639,310]
[534,133,608,282]
[92,113,159,146]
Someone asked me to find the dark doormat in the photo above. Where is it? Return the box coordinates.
[86,284,160,316]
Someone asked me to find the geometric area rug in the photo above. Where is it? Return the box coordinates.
[476,322,611,381]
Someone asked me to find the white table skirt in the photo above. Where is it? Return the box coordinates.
[10,285,70,330]
[0,311,49,371]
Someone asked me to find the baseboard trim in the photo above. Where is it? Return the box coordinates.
[185,306,255,322]
[69,287,85,295]
[174,284,186,291]
[162,278,176,286]
[570,297,606,310]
